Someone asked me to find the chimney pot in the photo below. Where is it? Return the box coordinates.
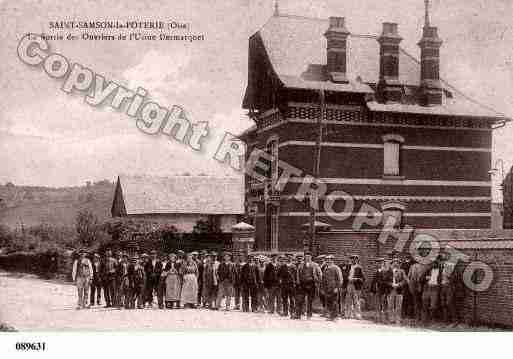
[382,22,399,37]
[328,16,347,31]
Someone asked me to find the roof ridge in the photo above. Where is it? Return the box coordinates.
[276,13,327,22]
[254,12,327,35]
[119,174,242,180]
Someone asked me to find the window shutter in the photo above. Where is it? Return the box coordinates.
[384,141,400,176]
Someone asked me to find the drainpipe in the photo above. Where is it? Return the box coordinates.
[309,89,325,255]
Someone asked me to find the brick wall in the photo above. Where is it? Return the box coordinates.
[452,248,513,327]
[317,229,513,328]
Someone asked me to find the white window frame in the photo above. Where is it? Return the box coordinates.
[382,134,405,178]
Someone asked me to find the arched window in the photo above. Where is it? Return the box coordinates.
[381,201,406,228]
[382,134,405,177]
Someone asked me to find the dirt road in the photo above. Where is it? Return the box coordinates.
[0,271,416,331]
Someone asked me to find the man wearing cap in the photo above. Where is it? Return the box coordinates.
[216,252,236,310]
[256,256,267,312]
[233,253,244,310]
[144,250,163,308]
[128,255,145,309]
[317,255,328,316]
[175,249,186,308]
[400,254,415,320]
[422,255,443,325]
[322,255,343,321]
[277,255,295,317]
[388,258,407,324]
[102,249,118,308]
[209,251,220,309]
[196,251,206,306]
[264,254,280,314]
[439,251,457,324]
[113,251,123,308]
[370,258,392,323]
[346,254,365,320]
[295,252,322,319]
[90,253,103,307]
[72,249,93,309]
[408,248,430,324]
[202,253,217,309]
[157,253,169,309]
[240,254,260,312]
[117,253,131,309]
[338,256,351,318]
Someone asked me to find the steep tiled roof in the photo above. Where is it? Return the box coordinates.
[255,14,508,121]
[116,174,244,215]
[259,15,418,88]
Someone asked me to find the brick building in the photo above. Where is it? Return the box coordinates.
[111,174,244,233]
[239,8,510,251]
[501,167,513,229]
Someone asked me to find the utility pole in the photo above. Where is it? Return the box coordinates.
[308,89,325,255]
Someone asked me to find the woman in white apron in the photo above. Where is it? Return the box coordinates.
[164,253,182,308]
[180,254,199,308]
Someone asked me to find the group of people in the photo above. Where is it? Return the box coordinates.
[71,247,457,325]
[370,250,457,326]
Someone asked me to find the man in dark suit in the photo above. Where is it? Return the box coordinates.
[216,252,236,310]
[128,255,146,309]
[370,258,392,323]
[264,253,280,314]
[144,250,163,308]
[233,254,243,310]
[338,257,351,317]
[295,252,322,319]
[196,251,205,307]
[89,253,103,306]
[400,254,415,320]
[277,254,295,317]
[322,255,343,321]
[346,254,365,319]
[240,255,259,312]
[117,253,131,309]
[102,249,118,308]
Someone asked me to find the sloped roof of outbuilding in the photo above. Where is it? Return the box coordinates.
[113,174,244,216]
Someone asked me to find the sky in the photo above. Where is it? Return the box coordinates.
[0,0,512,201]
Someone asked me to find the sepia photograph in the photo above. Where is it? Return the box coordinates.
[0,0,512,356]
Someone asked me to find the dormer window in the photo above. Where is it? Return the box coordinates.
[381,201,406,228]
[382,134,405,178]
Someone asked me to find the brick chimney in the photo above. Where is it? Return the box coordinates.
[324,17,350,83]
[377,22,403,103]
[418,1,443,105]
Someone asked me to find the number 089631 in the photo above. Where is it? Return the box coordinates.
[15,342,46,351]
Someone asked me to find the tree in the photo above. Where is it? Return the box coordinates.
[192,219,211,234]
[192,217,220,234]
[75,210,99,247]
